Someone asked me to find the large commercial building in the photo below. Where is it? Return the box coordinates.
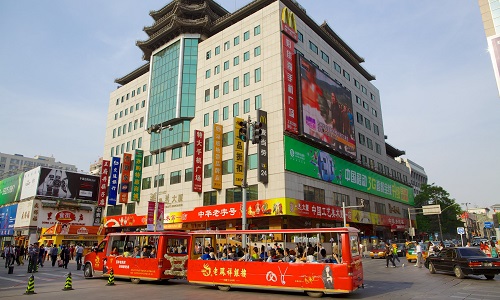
[395,157,428,197]
[0,152,77,180]
[101,0,414,244]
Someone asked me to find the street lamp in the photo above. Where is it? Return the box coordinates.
[461,202,471,242]
[147,123,172,232]
[342,199,365,227]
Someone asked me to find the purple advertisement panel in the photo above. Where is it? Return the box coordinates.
[0,204,17,236]
[108,157,121,205]
[37,168,99,201]
[298,56,356,159]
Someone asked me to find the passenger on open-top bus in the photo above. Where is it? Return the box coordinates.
[141,246,151,258]
[110,247,119,256]
[150,247,157,258]
[123,247,131,257]
[200,247,211,260]
[238,248,251,261]
[260,245,268,260]
[132,246,141,258]
[251,247,259,260]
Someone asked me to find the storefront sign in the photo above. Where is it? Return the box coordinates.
[212,124,223,190]
[119,153,132,204]
[0,173,23,205]
[103,214,147,228]
[233,117,245,186]
[131,150,144,202]
[55,211,75,223]
[0,204,17,236]
[192,130,204,193]
[93,206,103,226]
[97,160,110,207]
[281,7,298,134]
[257,110,269,183]
[108,157,121,205]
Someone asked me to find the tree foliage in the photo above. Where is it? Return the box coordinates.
[414,183,463,240]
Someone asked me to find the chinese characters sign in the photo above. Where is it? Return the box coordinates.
[119,153,132,204]
[281,7,298,134]
[131,150,144,202]
[257,110,268,183]
[193,130,204,193]
[212,124,223,190]
[97,160,110,207]
[108,157,121,205]
[233,117,245,186]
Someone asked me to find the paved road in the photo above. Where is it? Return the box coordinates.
[0,257,498,299]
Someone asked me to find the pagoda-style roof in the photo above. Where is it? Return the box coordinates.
[385,142,405,158]
[115,62,150,86]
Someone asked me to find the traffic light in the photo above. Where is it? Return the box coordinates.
[238,120,248,142]
[252,122,263,144]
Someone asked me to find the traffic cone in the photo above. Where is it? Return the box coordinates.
[106,268,115,286]
[62,272,74,291]
[24,275,36,295]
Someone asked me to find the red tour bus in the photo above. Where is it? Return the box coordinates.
[187,227,363,297]
[83,231,190,283]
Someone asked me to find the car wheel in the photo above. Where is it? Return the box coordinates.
[371,257,374,259]
[428,262,436,274]
[454,266,465,279]
[131,278,141,284]
[217,285,231,291]
[306,291,324,298]
[484,274,495,280]
[83,263,93,278]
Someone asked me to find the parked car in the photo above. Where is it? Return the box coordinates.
[369,245,387,259]
[406,242,429,263]
[426,247,500,279]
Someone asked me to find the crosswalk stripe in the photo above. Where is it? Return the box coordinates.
[0,276,26,283]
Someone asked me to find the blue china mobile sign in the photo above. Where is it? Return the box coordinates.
[0,204,18,236]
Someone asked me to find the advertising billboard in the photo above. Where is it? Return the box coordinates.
[108,157,121,205]
[488,34,500,96]
[298,56,356,159]
[0,204,17,236]
[0,173,23,205]
[212,124,223,190]
[20,167,41,200]
[192,130,204,193]
[284,136,414,205]
[36,167,99,201]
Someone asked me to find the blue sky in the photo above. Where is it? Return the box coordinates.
[1,1,498,209]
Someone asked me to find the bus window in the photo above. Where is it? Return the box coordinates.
[167,237,188,254]
[109,236,127,256]
[350,234,360,257]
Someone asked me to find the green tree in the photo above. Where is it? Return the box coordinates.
[414,183,463,240]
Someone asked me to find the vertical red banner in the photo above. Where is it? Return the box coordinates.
[97,160,110,207]
[119,153,132,204]
[281,10,299,134]
[156,202,165,231]
[192,130,204,193]
[147,201,155,231]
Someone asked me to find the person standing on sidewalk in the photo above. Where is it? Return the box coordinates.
[50,244,59,267]
[4,245,14,268]
[415,242,423,268]
[75,244,84,267]
[60,245,70,269]
[27,243,39,273]
[385,242,396,268]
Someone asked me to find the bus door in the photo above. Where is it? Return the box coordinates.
[86,238,108,274]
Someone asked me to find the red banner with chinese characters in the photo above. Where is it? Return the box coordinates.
[119,153,132,204]
[192,130,204,193]
[147,201,155,230]
[212,124,223,190]
[281,12,298,134]
[103,214,147,228]
[97,160,110,207]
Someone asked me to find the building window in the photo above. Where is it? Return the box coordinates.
[141,100,145,108]
[110,147,114,156]
[213,109,219,123]
[375,143,381,154]
[223,131,234,146]
[185,168,193,182]
[354,79,360,89]
[333,192,350,207]
[223,106,229,120]
[206,50,211,59]
[303,185,325,204]
[153,174,164,188]
[114,113,117,120]
[203,190,217,206]
[234,36,240,46]
[204,113,209,126]
[374,202,386,214]
[137,88,141,95]
[356,96,361,105]
[363,101,369,111]
[373,124,379,135]
[248,153,257,169]
[113,129,116,138]
[205,137,213,151]
[205,69,211,79]
[309,41,318,54]
[140,117,144,128]
[244,51,250,61]
[244,98,250,113]
[370,93,376,101]
[224,60,229,71]
[358,133,366,145]
[233,77,239,91]
[254,68,261,82]
[141,177,151,189]
[244,31,250,41]
[321,51,329,63]
[361,85,367,95]
[233,102,239,117]
[334,62,341,73]
[118,127,121,136]
[214,65,220,75]
[297,30,303,42]
[254,46,261,57]
[343,70,350,81]
[143,84,147,92]
[223,81,229,95]
[360,155,367,165]
[254,25,261,36]
[224,41,230,51]
[119,111,123,118]
[244,72,250,86]
[233,56,239,66]
[135,103,139,110]
[377,162,383,172]
[365,118,371,130]
[371,108,377,117]
[215,46,220,55]
[367,138,373,150]
[204,163,212,178]
[214,85,220,99]
[186,143,194,156]
[132,139,136,150]
[130,105,134,113]
[226,185,258,203]
[205,89,210,102]
[143,155,152,167]
[356,112,363,124]
[222,159,233,175]
[171,146,182,160]
[170,170,181,185]
[255,94,262,109]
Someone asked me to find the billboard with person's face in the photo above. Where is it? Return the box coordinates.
[298,56,356,159]
[36,168,99,201]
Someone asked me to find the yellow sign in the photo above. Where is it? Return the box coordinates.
[212,124,223,190]
[281,7,297,32]
[233,117,245,186]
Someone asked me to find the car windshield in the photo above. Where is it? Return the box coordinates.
[458,248,486,257]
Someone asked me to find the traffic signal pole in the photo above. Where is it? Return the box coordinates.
[241,115,251,250]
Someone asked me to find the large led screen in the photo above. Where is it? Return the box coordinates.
[37,168,99,201]
[298,56,356,159]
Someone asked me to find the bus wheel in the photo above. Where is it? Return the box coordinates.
[131,278,141,284]
[306,291,324,298]
[217,285,231,291]
[83,264,93,278]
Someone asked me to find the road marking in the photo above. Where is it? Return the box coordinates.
[0,276,25,283]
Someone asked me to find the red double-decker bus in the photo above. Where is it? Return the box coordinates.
[187,227,363,297]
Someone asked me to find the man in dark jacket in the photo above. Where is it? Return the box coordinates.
[60,245,70,269]
[50,244,59,267]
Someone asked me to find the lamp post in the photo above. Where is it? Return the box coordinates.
[461,202,471,242]
[342,199,365,227]
[147,123,172,232]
